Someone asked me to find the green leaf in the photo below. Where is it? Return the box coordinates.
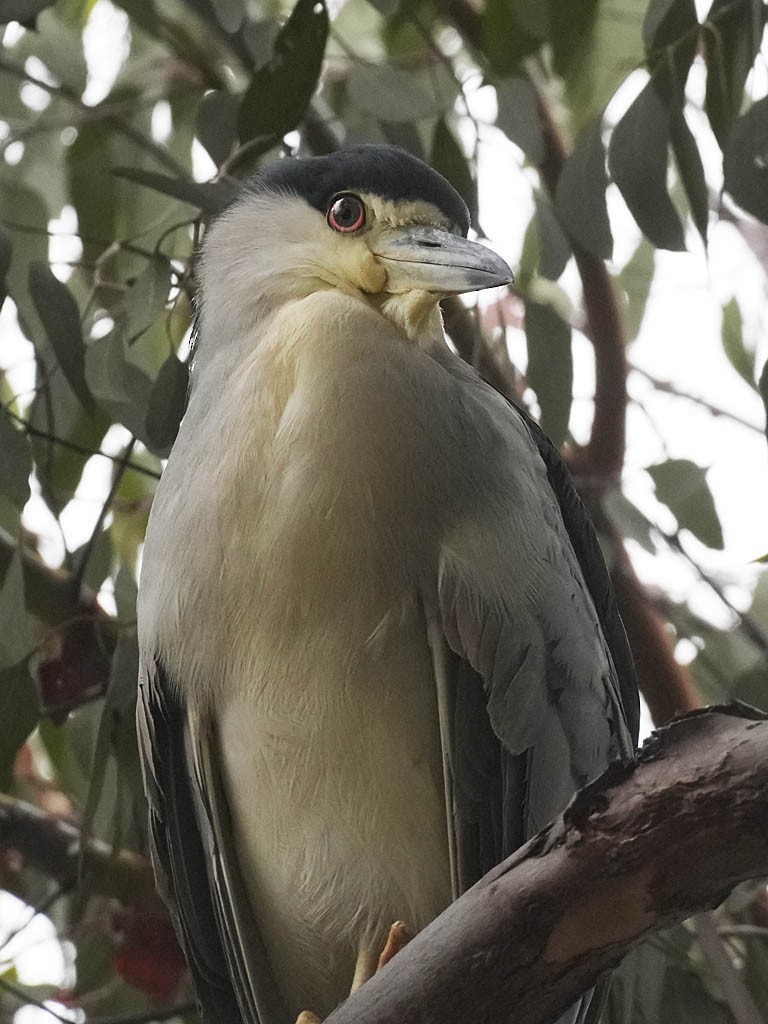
[723,95,768,225]
[643,0,698,55]
[670,103,709,245]
[608,72,686,251]
[145,353,188,455]
[0,661,38,790]
[85,328,154,445]
[555,118,612,260]
[112,166,237,213]
[525,300,573,448]
[0,406,31,510]
[0,552,34,668]
[618,237,655,341]
[210,0,245,33]
[648,458,724,549]
[483,0,542,76]
[760,360,768,440]
[704,0,765,147]
[238,0,328,144]
[535,194,571,280]
[602,488,656,553]
[431,119,477,225]
[196,90,239,168]
[28,262,94,414]
[347,63,458,121]
[121,254,172,345]
[721,297,754,387]
[494,76,544,164]
[550,0,601,78]
[0,0,55,23]
[0,180,49,339]
[0,225,11,309]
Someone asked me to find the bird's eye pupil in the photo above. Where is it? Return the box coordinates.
[328,194,365,233]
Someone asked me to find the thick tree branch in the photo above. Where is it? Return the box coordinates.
[0,793,163,912]
[324,707,768,1024]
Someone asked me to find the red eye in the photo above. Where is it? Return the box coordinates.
[327,193,366,233]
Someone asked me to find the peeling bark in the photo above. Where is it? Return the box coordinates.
[324,707,768,1024]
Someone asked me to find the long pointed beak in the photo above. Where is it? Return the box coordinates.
[372,226,514,295]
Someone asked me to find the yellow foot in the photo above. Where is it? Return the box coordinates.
[295,1014,322,1024]
[377,920,413,970]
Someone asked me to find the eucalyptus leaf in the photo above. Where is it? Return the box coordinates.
[535,194,571,280]
[482,0,542,76]
[494,76,544,163]
[723,95,768,225]
[618,238,655,342]
[238,0,329,144]
[525,300,573,448]
[347,63,457,121]
[0,0,55,23]
[121,254,172,345]
[28,262,94,414]
[145,353,189,455]
[670,103,709,245]
[0,661,38,790]
[643,0,697,56]
[0,405,31,510]
[0,551,34,669]
[196,90,239,168]
[431,119,477,225]
[704,0,765,147]
[210,0,245,34]
[608,72,686,251]
[555,118,612,260]
[648,458,724,549]
[721,297,754,387]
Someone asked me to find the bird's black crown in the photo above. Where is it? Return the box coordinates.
[247,144,471,237]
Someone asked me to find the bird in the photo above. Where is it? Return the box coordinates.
[136,143,639,1024]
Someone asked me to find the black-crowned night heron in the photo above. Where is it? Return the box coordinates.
[137,144,639,1024]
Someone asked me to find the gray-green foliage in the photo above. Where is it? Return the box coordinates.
[0,0,766,1019]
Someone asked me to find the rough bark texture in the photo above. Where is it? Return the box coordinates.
[323,706,768,1024]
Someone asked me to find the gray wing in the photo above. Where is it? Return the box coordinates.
[137,656,288,1024]
[432,381,638,886]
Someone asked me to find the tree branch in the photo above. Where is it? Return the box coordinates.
[324,706,768,1024]
[0,793,163,913]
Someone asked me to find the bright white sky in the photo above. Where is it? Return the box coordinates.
[2,0,768,1016]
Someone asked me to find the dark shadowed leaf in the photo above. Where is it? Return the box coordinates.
[494,76,544,163]
[196,90,239,168]
[28,262,94,414]
[238,0,328,144]
[0,661,38,790]
[670,104,708,245]
[122,254,172,345]
[555,118,612,260]
[431,119,478,225]
[482,0,542,76]
[648,458,724,549]
[0,0,55,22]
[643,0,697,55]
[0,551,34,668]
[0,225,11,309]
[145,353,189,455]
[85,329,155,445]
[525,300,573,448]
[210,0,245,33]
[721,297,754,387]
[0,406,31,510]
[760,361,768,439]
[550,0,601,78]
[535,194,571,280]
[609,73,686,251]
[112,166,237,213]
[723,96,768,225]
[704,0,765,147]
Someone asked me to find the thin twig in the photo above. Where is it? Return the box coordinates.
[694,913,766,1024]
[631,364,763,433]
